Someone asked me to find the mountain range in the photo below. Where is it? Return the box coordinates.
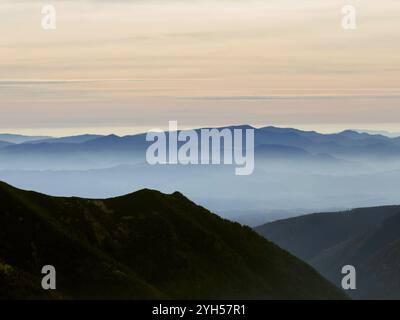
[2,126,400,168]
[0,134,52,144]
[255,205,400,299]
[0,181,346,300]
[1,125,400,225]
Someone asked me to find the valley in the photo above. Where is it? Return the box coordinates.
[1,126,400,225]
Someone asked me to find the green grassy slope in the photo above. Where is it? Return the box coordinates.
[0,181,346,299]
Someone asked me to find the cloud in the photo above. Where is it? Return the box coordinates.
[185,95,400,101]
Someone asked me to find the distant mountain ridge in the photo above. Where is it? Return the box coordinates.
[2,125,400,225]
[23,134,103,145]
[255,205,400,299]
[2,125,400,168]
[355,129,400,138]
[0,134,51,144]
[0,181,346,300]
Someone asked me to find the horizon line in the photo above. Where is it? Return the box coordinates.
[1,123,400,139]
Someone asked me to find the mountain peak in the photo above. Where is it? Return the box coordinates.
[339,129,360,136]
[0,181,346,300]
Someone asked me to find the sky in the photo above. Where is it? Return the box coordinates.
[1,0,400,136]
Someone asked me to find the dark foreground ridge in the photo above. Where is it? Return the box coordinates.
[256,206,400,299]
[0,181,346,299]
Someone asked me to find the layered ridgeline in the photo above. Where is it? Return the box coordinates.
[2,126,400,227]
[2,126,400,171]
[255,206,400,299]
[0,181,345,300]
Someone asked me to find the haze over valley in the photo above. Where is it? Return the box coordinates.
[1,125,400,226]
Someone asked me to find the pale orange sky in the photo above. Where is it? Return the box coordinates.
[1,0,400,136]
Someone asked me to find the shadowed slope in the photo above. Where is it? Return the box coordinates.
[0,181,346,299]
